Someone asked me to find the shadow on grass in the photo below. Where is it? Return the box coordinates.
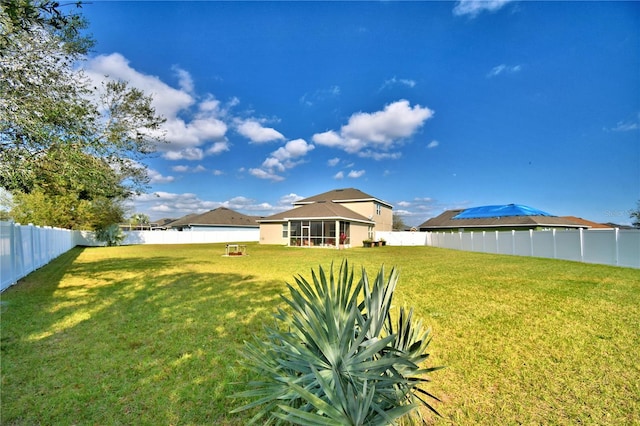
[1,247,284,425]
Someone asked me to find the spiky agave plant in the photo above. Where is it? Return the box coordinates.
[232,260,443,425]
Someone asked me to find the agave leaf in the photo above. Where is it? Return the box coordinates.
[273,405,344,426]
[281,381,347,421]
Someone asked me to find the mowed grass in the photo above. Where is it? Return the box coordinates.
[1,243,639,425]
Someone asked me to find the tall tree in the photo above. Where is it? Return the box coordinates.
[631,201,640,229]
[1,0,165,229]
[392,213,408,231]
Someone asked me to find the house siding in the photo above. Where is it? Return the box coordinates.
[260,223,288,245]
[339,201,393,232]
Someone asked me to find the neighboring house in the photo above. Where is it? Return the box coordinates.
[150,218,178,230]
[168,208,260,231]
[258,188,393,247]
[418,204,587,232]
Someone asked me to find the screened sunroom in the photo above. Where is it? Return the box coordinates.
[285,220,351,247]
[257,200,376,248]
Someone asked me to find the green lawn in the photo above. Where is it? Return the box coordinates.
[1,243,639,425]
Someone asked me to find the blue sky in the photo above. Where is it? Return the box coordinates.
[80,1,639,226]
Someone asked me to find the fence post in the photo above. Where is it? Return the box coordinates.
[614,228,619,267]
[552,229,557,259]
[579,228,584,263]
[512,230,516,255]
[529,229,534,256]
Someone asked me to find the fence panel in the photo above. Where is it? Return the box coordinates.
[554,230,582,262]
[1,222,76,292]
[513,230,533,256]
[618,230,640,268]
[425,228,638,268]
[583,230,616,266]
[531,230,555,259]
[496,231,514,255]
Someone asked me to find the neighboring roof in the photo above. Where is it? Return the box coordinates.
[419,207,586,230]
[152,218,177,227]
[562,216,613,229]
[294,188,393,209]
[259,201,374,224]
[169,208,259,228]
[453,204,552,219]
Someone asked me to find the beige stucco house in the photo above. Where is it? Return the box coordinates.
[258,188,393,248]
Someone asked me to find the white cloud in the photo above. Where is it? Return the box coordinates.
[130,191,285,219]
[171,164,206,173]
[347,170,366,178]
[132,191,218,217]
[172,65,194,93]
[487,64,522,78]
[148,169,175,184]
[251,139,315,181]
[611,114,640,132]
[312,100,433,158]
[427,140,439,149]
[249,167,285,182]
[453,0,515,17]
[212,169,224,176]
[171,165,189,173]
[300,85,341,107]
[380,76,417,90]
[327,157,341,167]
[163,147,204,161]
[207,141,230,155]
[83,53,230,161]
[334,171,344,179]
[280,193,304,204]
[236,120,285,143]
[359,151,402,160]
[397,201,411,207]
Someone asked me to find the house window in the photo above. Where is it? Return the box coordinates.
[282,224,288,238]
[376,203,382,215]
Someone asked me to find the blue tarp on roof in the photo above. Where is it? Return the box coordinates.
[452,204,554,219]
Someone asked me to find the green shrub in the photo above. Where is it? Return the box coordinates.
[93,223,124,246]
[232,260,442,425]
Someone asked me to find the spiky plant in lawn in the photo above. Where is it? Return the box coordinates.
[232,260,443,425]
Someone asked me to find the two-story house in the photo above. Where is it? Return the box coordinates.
[258,188,393,248]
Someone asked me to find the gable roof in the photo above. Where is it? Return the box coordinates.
[419,205,585,230]
[259,201,374,224]
[169,207,259,228]
[294,188,393,209]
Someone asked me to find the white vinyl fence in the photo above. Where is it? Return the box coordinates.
[1,221,77,292]
[3,223,637,292]
[378,228,640,269]
[1,222,260,291]
[75,229,260,246]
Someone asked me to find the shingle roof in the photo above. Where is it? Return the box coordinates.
[152,218,177,227]
[259,201,374,223]
[561,216,613,229]
[418,207,586,230]
[294,188,393,208]
[169,208,259,228]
